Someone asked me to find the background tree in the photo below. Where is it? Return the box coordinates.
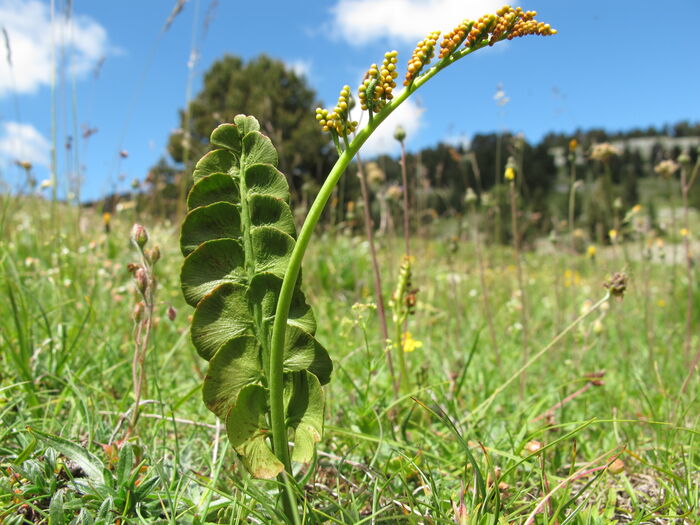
[163,54,333,215]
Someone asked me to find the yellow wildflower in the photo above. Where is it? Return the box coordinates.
[608,229,617,241]
[103,212,111,225]
[568,138,577,152]
[657,299,666,308]
[587,245,597,258]
[632,204,642,214]
[402,331,423,353]
[680,228,689,237]
[504,167,515,181]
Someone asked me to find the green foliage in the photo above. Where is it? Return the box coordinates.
[167,55,332,188]
[180,114,332,478]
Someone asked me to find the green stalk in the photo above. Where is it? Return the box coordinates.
[267,42,487,517]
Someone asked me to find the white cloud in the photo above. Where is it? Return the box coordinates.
[330,0,504,45]
[0,122,51,166]
[0,0,110,96]
[286,59,312,78]
[351,98,424,157]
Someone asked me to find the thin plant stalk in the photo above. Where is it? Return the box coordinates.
[127,229,158,436]
[470,291,611,420]
[356,154,397,394]
[398,135,411,256]
[680,157,699,364]
[509,176,530,398]
[469,200,500,365]
[568,147,578,252]
[667,177,677,287]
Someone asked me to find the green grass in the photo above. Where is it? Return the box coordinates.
[0,196,698,524]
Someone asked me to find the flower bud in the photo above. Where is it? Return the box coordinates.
[146,245,161,265]
[464,187,477,204]
[394,125,406,142]
[133,301,145,322]
[135,267,148,295]
[131,224,148,248]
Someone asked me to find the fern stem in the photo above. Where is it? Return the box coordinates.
[268,41,487,518]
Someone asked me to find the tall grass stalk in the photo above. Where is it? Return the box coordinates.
[469,198,500,365]
[680,154,699,365]
[507,166,530,398]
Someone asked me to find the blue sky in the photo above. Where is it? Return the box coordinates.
[1,0,699,201]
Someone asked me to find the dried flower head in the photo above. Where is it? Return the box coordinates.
[654,159,679,178]
[590,143,620,162]
[604,272,627,299]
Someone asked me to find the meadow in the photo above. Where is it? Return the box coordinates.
[0,185,698,523]
[1,4,699,524]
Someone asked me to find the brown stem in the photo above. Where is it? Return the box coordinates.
[356,155,398,394]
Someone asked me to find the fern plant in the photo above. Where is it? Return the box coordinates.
[180,6,555,520]
[180,115,331,479]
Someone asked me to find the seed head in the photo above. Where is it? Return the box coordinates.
[603,272,627,299]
